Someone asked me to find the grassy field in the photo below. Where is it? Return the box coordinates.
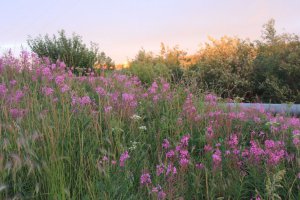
[0,52,300,199]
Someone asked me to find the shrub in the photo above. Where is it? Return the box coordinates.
[27,30,113,74]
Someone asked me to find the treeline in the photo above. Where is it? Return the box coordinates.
[126,19,300,103]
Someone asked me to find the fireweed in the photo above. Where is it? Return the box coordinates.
[0,52,299,199]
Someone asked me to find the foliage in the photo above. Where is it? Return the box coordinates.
[0,52,300,199]
[27,30,114,74]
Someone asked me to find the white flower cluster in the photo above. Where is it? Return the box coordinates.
[138,126,147,131]
[131,114,142,121]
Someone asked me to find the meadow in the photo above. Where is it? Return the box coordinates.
[0,51,300,199]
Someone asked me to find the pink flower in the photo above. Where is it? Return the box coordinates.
[42,87,54,96]
[140,173,151,185]
[0,83,7,97]
[148,81,158,94]
[204,144,213,152]
[179,158,189,167]
[104,106,113,113]
[79,96,92,106]
[102,156,108,161]
[95,87,106,96]
[180,134,190,147]
[10,79,17,86]
[158,191,166,199]
[119,151,129,167]
[156,164,164,176]
[212,149,222,169]
[60,84,70,93]
[111,160,117,165]
[293,137,300,146]
[162,139,170,149]
[166,150,175,158]
[55,75,65,85]
[228,134,239,148]
[196,163,205,170]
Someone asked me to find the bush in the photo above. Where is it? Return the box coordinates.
[27,30,113,74]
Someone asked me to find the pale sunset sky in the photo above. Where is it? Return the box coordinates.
[1,0,299,63]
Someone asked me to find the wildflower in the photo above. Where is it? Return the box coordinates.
[60,84,70,93]
[161,81,170,93]
[179,158,189,167]
[152,187,159,193]
[156,164,164,176]
[139,126,147,131]
[196,163,205,170]
[111,160,117,165]
[293,137,300,146]
[131,114,142,121]
[212,149,222,169]
[119,151,129,167]
[55,75,65,85]
[102,156,108,161]
[293,129,300,135]
[204,144,213,152]
[166,150,175,158]
[172,166,177,174]
[10,108,26,119]
[0,84,7,97]
[140,173,151,185]
[228,134,239,148]
[249,141,264,162]
[79,96,92,106]
[95,87,106,96]
[104,106,112,113]
[42,67,52,78]
[205,93,217,105]
[42,87,54,96]
[14,90,24,102]
[129,141,138,150]
[158,191,166,199]
[148,81,158,94]
[10,79,17,86]
[180,134,190,147]
[162,139,170,149]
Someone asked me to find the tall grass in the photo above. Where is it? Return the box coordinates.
[0,51,299,199]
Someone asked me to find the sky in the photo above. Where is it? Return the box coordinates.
[1,0,300,63]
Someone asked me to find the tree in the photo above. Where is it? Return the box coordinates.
[27,30,114,73]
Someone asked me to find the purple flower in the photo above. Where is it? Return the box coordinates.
[156,164,164,176]
[166,150,175,158]
[196,163,205,170]
[212,149,222,169]
[148,81,158,94]
[180,134,190,147]
[293,137,300,146]
[162,139,170,149]
[42,87,54,96]
[204,144,213,152]
[14,90,24,102]
[10,108,26,119]
[60,84,70,93]
[10,79,17,86]
[55,75,65,85]
[95,87,106,96]
[79,96,92,106]
[179,158,189,167]
[119,151,129,167]
[140,173,151,185]
[0,83,8,97]
[104,106,113,113]
[42,67,52,77]
[158,191,166,199]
